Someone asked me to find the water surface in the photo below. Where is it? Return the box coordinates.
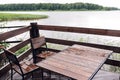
[1,11,120,30]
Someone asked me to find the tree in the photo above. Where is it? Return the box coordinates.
[0,3,119,11]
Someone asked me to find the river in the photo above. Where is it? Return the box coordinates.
[0,11,120,48]
[0,11,120,30]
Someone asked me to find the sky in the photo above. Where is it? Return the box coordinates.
[0,0,120,8]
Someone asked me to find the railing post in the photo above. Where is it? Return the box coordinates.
[30,22,40,38]
[30,22,40,63]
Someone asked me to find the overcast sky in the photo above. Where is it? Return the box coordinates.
[0,0,120,8]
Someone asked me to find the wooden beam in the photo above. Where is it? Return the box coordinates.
[40,47,60,52]
[105,59,120,67]
[38,25,120,37]
[18,48,32,61]
[9,39,30,52]
[46,38,120,53]
[0,39,30,57]
[0,26,25,28]
[0,27,29,41]
[0,40,22,43]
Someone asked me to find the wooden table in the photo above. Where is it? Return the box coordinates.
[36,44,112,80]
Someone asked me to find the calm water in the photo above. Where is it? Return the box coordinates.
[1,11,120,48]
[0,11,120,30]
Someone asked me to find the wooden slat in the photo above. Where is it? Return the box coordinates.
[61,51,104,63]
[31,36,46,49]
[46,38,120,53]
[0,39,30,57]
[51,53,101,69]
[105,59,120,67]
[30,47,120,67]
[0,40,21,43]
[0,26,25,28]
[43,58,92,78]
[18,49,32,61]
[38,25,120,37]
[37,62,88,80]
[40,47,60,52]
[0,26,29,41]
[17,61,39,74]
[9,39,30,52]
[49,54,98,72]
[68,45,112,57]
[63,47,107,57]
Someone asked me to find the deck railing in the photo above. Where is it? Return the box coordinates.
[0,23,120,77]
[37,25,120,67]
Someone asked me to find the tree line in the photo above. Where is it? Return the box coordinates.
[0,2,119,11]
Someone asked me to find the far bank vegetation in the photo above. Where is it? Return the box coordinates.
[0,2,119,11]
[0,13,48,21]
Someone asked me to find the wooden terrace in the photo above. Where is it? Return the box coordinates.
[0,23,120,80]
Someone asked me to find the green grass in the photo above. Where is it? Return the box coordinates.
[0,13,48,21]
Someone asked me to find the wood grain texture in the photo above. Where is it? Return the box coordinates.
[38,25,120,37]
[0,26,29,41]
[31,36,46,49]
[37,44,112,80]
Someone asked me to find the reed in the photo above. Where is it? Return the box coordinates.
[0,13,48,21]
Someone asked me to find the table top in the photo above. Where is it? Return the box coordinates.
[36,44,112,80]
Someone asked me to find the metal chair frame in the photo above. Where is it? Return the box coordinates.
[3,49,39,80]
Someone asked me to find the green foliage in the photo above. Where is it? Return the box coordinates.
[0,13,48,21]
[0,42,9,52]
[0,3,119,11]
[15,45,29,56]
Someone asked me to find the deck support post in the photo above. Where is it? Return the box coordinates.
[29,22,40,63]
[30,22,40,38]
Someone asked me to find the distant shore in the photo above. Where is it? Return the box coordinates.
[0,3,119,11]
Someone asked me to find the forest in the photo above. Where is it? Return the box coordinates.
[0,2,119,11]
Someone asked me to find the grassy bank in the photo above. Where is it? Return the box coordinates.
[0,13,48,21]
